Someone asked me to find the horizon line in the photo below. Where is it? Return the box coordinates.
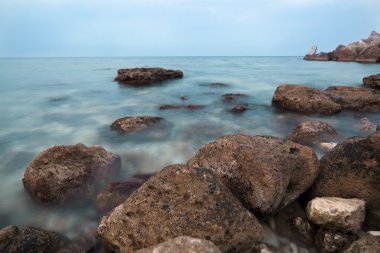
[0,55,304,58]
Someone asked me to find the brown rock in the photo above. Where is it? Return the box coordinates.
[287,120,337,145]
[292,217,317,243]
[97,164,263,253]
[304,53,331,61]
[353,116,376,132]
[314,228,356,253]
[343,234,380,253]
[222,93,247,102]
[115,68,183,86]
[133,236,222,253]
[158,104,205,110]
[179,96,188,100]
[23,144,121,204]
[187,134,319,216]
[363,73,380,88]
[311,131,380,229]
[331,45,358,62]
[356,44,380,63]
[272,84,342,115]
[229,106,248,113]
[0,225,66,253]
[95,173,154,214]
[209,82,228,87]
[111,116,164,134]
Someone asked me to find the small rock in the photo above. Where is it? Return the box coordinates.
[23,144,121,204]
[287,120,337,145]
[111,116,164,134]
[230,106,248,113]
[133,236,222,253]
[0,225,66,253]
[179,96,188,100]
[222,93,247,102]
[115,68,183,86]
[318,143,338,153]
[363,73,380,88]
[342,234,380,253]
[314,228,355,253]
[158,104,205,110]
[209,82,228,87]
[306,197,366,233]
[353,116,376,132]
[292,217,317,243]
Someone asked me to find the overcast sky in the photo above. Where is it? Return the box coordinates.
[0,0,379,57]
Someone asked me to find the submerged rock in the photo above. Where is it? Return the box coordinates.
[97,164,262,253]
[133,236,222,253]
[272,84,342,115]
[23,144,121,204]
[187,134,319,216]
[311,131,380,229]
[209,82,228,87]
[229,106,248,113]
[158,104,205,110]
[95,173,154,214]
[287,120,337,145]
[363,73,380,88]
[343,234,380,253]
[353,116,376,132]
[222,93,247,102]
[111,116,164,134]
[0,225,65,253]
[115,68,183,86]
[306,197,366,233]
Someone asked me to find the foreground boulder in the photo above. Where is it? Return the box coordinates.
[187,134,319,216]
[287,120,337,145]
[97,164,262,253]
[115,68,183,86]
[111,116,165,134]
[363,73,380,88]
[311,131,380,229]
[134,236,222,253]
[272,84,342,115]
[0,225,65,253]
[23,144,121,203]
[95,173,154,214]
[306,197,365,233]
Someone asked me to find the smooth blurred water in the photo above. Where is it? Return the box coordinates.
[0,57,379,238]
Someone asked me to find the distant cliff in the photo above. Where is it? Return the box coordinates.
[304,31,380,63]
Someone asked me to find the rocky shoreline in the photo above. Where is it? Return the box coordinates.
[1,68,380,252]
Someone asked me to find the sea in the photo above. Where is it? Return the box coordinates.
[0,56,379,238]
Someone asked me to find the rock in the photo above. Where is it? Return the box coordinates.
[179,96,188,100]
[158,104,205,110]
[57,235,98,253]
[331,45,358,62]
[356,44,380,63]
[187,134,319,216]
[23,144,121,204]
[209,82,228,87]
[308,46,318,55]
[368,231,380,236]
[318,143,338,153]
[363,73,380,88]
[353,116,376,132]
[272,84,342,115]
[229,106,248,113]
[222,93,247,102]
[95,173,154,214]
[111,116,164,134]
[311,131,380,229]
[292,217,317,243]
[133,236,222,253]
[304,53,331,61]
[377,124,380,131]
[314,228,355,253]
[342,234,380,253]
[0,225,66,253]
[287,120,337,145]
[115,68,183,86]
[253,244,276,253]
[97,164,263,253]
[325,86,380,112]
[306,197,366,233]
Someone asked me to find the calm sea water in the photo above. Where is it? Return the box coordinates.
[0,57,379,238]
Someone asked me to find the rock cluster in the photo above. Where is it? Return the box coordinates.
[115,67,183,86]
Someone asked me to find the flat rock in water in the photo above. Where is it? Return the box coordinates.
[0,225,66,253]
[158,104,205,110]
[115,68,183,86]
[133,236,222,253]
[187,134,319,216]
[23,143,121,204]
[97,164,262,253]
[287,120,337,145]
[111,116,164,134]
[311,131,380,230]
[363,73,380,88]
[306,197,366,233]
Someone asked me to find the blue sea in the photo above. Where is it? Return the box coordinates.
[0,57,379,238]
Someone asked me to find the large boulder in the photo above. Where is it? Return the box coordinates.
[187,134,320,216]
[311,131,380,229]
[287,120,337,145]
[97,164,263,253]
[115,68,183,86]
[356,44,380,63]
[111,116,164,134]
[306,197,366,233]
[272,84,342,115]
[363,73,380,88]
[133,236,222,253]
[0,225,66,253]
[23,144,121,204]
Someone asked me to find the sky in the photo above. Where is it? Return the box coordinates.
[0,0,379,57]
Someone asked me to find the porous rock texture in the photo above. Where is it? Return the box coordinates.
[287,120,337,145]
[115,68,183,86]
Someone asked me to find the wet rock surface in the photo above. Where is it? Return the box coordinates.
[314,228,356,253]
[363,73,380,88]
[229,106,248,113]
[311,131,380,229]
[343,234,380,253]
[0,225,66,253]
[115,68,183,86]
[187,134,319,216]
[95,173,154,214]
[23,143,121,204]
[306,197,366,233]
[287,120,337,145]
[133,236,222,253]
[97,164,263,253]
[111,116,164,134]
[353,116,376,132]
